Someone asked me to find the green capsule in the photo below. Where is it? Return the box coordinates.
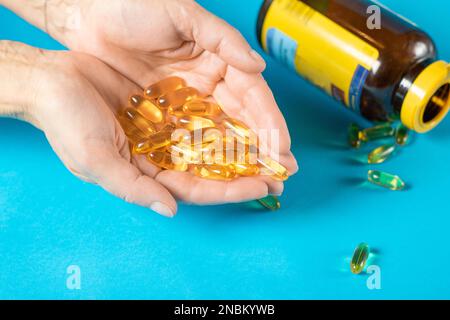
[348,123,362,148]
[368,144,397,164]
[367,170,406,191]
[359,123,395,142]
[387,112,401,123]
[257,195,281,211]
[350,243,370,274]
[395,124,410,146]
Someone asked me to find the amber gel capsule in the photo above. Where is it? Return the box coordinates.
[223,118,253,142]
[133,124,175,154]
[147,150,188,172]
[257,156,289,181]
[359,123,395,142]
[232,163,260,176]
[177,115,215,131]
[368,170,405,191]
[118,116,148,143]
[144,76,186,99]
[368,144,397,164]
[183,100,222,117]
[130,95,164,123]
[193,164,237,181]
[257,195,281,211]
[123,108,156,136]
[168,143,201,164]
[350,243,370,274]
[158,87,199,109]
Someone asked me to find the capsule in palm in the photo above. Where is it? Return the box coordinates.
[147,150,188,172]
[368,144,397,164]
[144,76,186,99]
[232,163,260,176]
[222,118,253,142]
[359,123,395,142]
[123,108,156,136]
[118,116,149,143]
[129,94,164,123]
[367,170,405,191]
[193,164,237,181]
[168,143,201,164]
[350,243,370,274]
[257,156,289,181]
[182,100,222,117]
[157,87,199,109]
[257,195,281,211]
[177,115,215,131]
[133,124,175,154]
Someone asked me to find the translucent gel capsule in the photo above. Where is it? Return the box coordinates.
[359,123,395,142]
[223,118,252,141]
[123,108,156,136]
[168,143,201,164]
[395,124,410,146]
[133,124,175,154]
[257,195,281,211]
[368,144,397,164]
[182,100,222,117]
[193,164,237,181]
[232,163,260,176]
[157,87,199,109]
[350,243,370,274]
[173,128,223,146]
[129,95,164,123]
[118,116,148,143]
[348,123,362,148]
[367,170,405,191]
[144,76,186,99]
[177,115,215,131]
[147,150,188,172]
[257,156,289,181]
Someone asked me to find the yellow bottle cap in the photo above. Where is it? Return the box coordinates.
[401,61,450,133]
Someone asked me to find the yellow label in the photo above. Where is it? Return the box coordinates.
[261,0,380,111]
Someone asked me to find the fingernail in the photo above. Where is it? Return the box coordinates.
[150,202,175,218]
[249,50,265,65]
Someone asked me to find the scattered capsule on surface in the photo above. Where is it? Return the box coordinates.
[368,144,397,164]
[257,195,281,211]
[147,150,188,172]
[157,87,199,109]
[359,123,395,142]
[123,108,156,136]
[350,243,370,274]
[395,124,410,146]
[232,163,260,176]
[193,164,237,181]
[177,115,216,131]
[182,100,222,117]
[348,123,362,148]
[144,76,186,99]
[257,156,289,181]
[129,95,164,123]
[367,170,405,191]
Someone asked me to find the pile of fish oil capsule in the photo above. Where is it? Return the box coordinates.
[348,117,411,191]
[117,76,289,183]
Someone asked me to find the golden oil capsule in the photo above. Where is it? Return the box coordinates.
[193,164,237,181]
[173,128,223,146]
[147,150,188,172]
[144,76,186,99]
[167,105,185,118]
[157,87,199,109]
[168,143,201,164]
[129,94,164,123]
[177,115,215,131]
[222,118,252,141]
[232,163,260,176]
[118,116,149,143]
[182,100,222,117]
[123,108,156,136]
[367,144,397,164]
[358,123,395,142]
[257,156,289,181]
[133,124,175,154]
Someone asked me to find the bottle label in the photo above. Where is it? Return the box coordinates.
[261,0,380,112]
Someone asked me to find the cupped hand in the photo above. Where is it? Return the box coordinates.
[51,0,299,200]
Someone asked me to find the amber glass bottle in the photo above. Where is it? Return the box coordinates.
[257,0,450,133]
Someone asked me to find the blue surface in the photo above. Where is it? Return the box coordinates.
[1,0,450,299]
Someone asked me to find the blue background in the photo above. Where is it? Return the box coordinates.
[1,0,449,299]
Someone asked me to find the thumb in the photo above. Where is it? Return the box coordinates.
[87,149,177,218]
[188,2,266,73]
